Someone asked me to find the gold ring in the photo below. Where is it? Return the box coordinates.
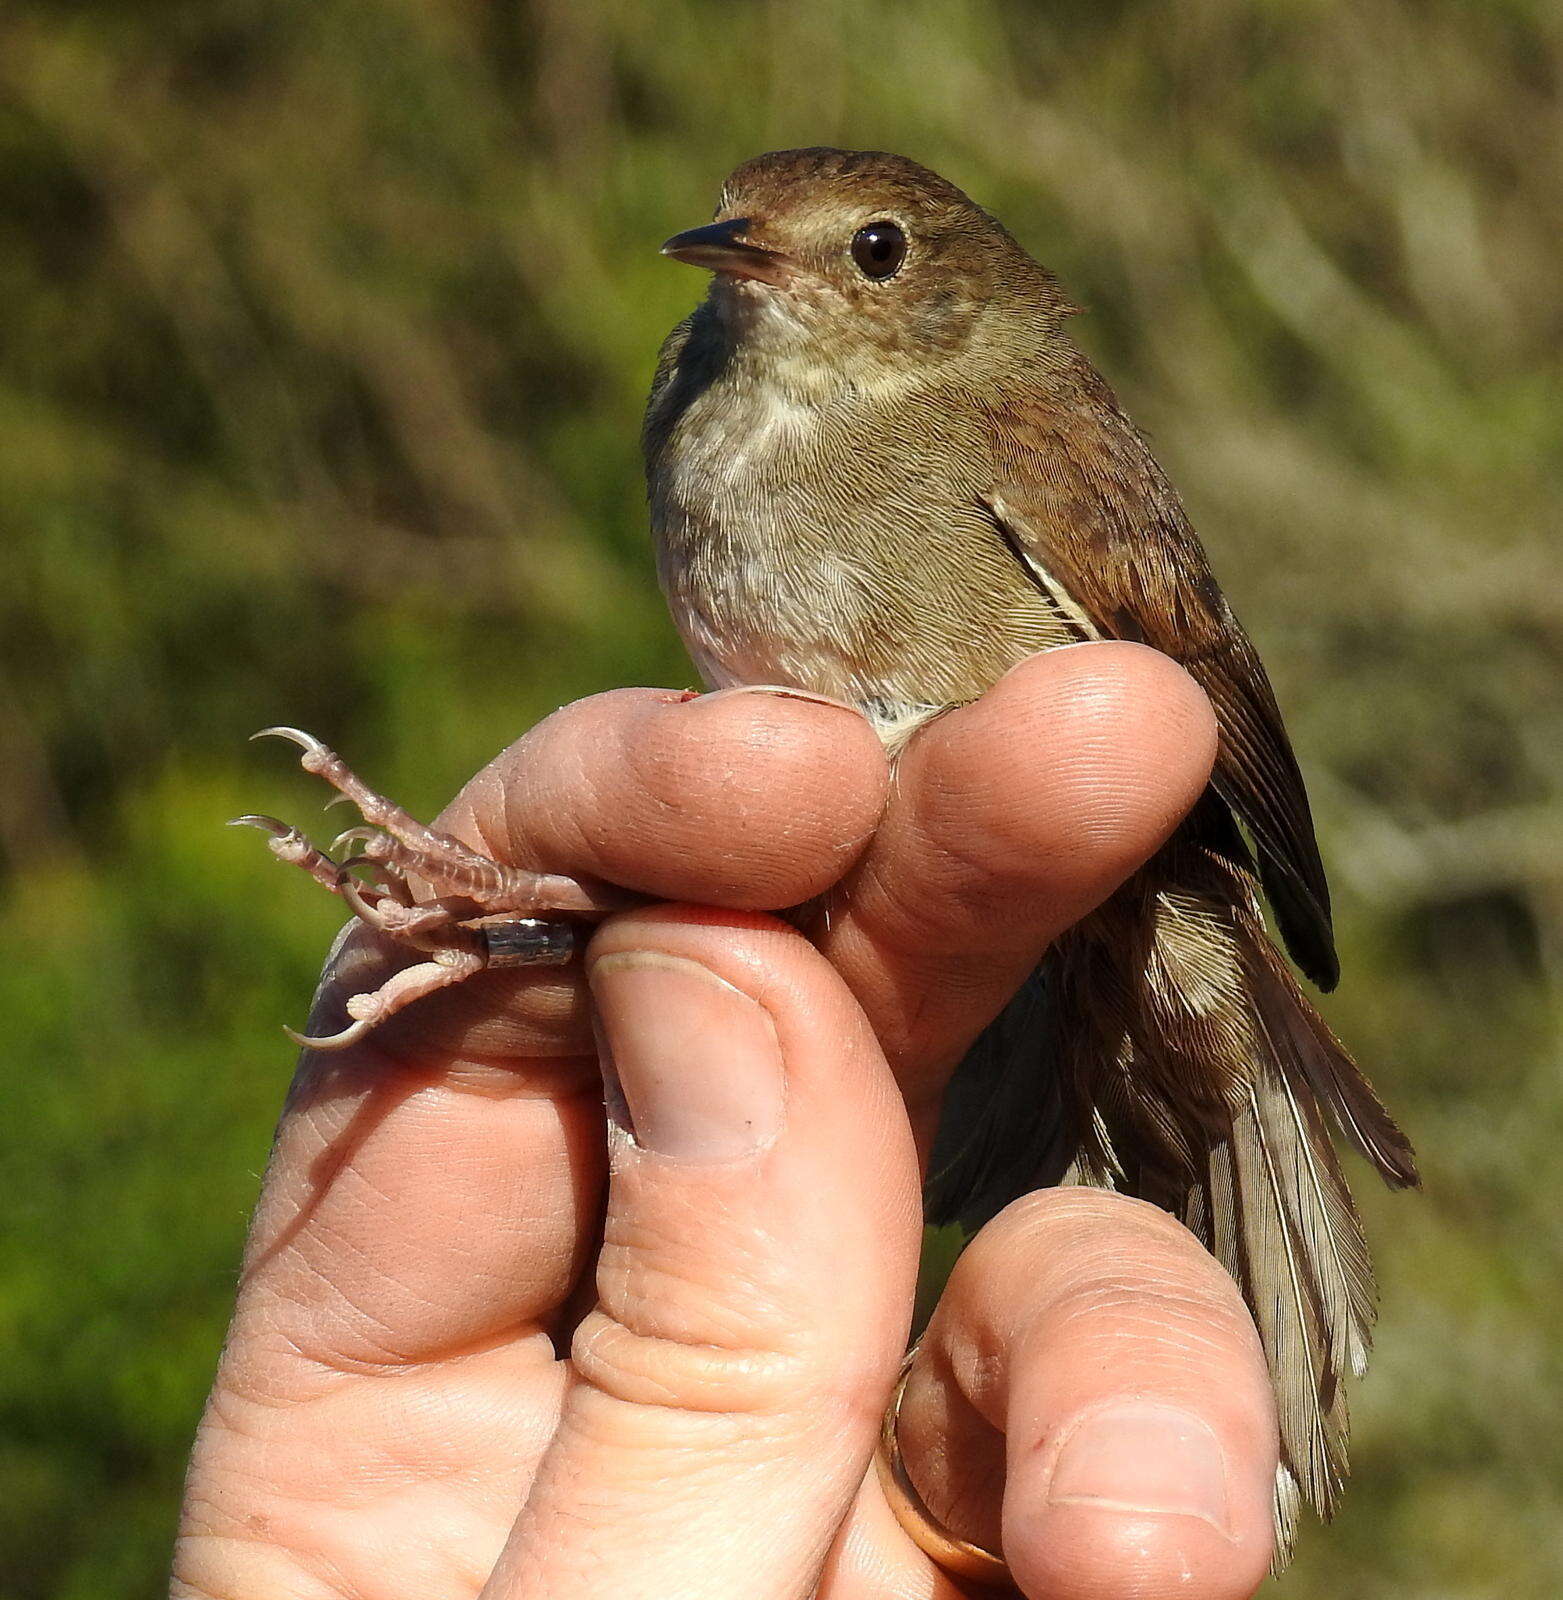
[874,1348,1015,1589]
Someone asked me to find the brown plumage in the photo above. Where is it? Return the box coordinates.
[644,147,1417,1555]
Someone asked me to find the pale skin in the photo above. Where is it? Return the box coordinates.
[174,643,1280,1600]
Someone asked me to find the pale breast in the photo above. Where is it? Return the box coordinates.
[649,365,1082,726]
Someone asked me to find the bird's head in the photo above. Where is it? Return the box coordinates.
[661,148,1075,393]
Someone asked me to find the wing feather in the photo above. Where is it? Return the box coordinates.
[979,356,1339,987]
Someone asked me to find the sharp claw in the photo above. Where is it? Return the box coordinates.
[323,793,352,813]
[330,827,379,856]
[229,814,290,835]
[251,725,324,752]
[340,856,402,901]
[233,814,349,881]
[284,1017,374,1052]
[338,875,385,922]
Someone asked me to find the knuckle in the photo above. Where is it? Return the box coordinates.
[954,1188,1258,1360]
[987,1186,1212,1269]
[1042,1274,1256,1362]
[579,1199,830,1418]
[570,1307,808,1417]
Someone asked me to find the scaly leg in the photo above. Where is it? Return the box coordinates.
[253,727,627,914]
[286,948,488,1052]
[239,729,628,1049]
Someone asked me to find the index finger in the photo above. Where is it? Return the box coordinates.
[817,643,1218,1135]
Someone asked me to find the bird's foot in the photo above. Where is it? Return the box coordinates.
[236,728,629,1049]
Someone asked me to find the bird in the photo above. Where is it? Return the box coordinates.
[642,146,1419,1555]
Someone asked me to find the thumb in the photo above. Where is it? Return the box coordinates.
[483,905,923,1600]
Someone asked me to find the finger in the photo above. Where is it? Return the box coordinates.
[457,684,889,909]
[816,643,1218,1121]
[892,1189,1277,1600]
[483,905,923,1600]
[335,685,889,1065]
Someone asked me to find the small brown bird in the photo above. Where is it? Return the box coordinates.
[644,147,1419,1553]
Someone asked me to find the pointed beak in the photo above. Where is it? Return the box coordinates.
[660,218,791,287]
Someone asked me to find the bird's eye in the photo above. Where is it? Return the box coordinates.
[850,221,907,280]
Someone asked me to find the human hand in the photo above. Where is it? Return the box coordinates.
[173,643,1278,1599]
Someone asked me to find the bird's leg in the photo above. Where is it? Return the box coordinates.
[229,816,468,945]
[230,815,359,895]
[237,729,633,1050]
[286,949,490,1054]
[253,727,628,915]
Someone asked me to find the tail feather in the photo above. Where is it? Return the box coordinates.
[925,969,1076,1224]
[1256,1069,1372,1384]
[1250,942,1419,1190]
[1207,1069,1359,1537]
[926,815,1415,1566]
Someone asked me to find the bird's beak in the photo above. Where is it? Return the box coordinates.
[660,219,791,287]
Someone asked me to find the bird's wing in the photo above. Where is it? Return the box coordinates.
[978,361,1339,989]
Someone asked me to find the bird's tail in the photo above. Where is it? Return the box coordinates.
[1194,932,1417,1550]
[926,836,1416,1560]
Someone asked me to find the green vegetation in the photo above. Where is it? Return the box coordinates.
[2,1,1558,1593]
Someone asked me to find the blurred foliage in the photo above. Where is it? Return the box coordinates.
[1,0,1559,1594]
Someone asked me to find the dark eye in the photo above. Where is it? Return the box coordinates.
[851,221,907,280]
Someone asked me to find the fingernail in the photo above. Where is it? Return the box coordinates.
[588,952,785,1163]
[1044,1403,1233,1536]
